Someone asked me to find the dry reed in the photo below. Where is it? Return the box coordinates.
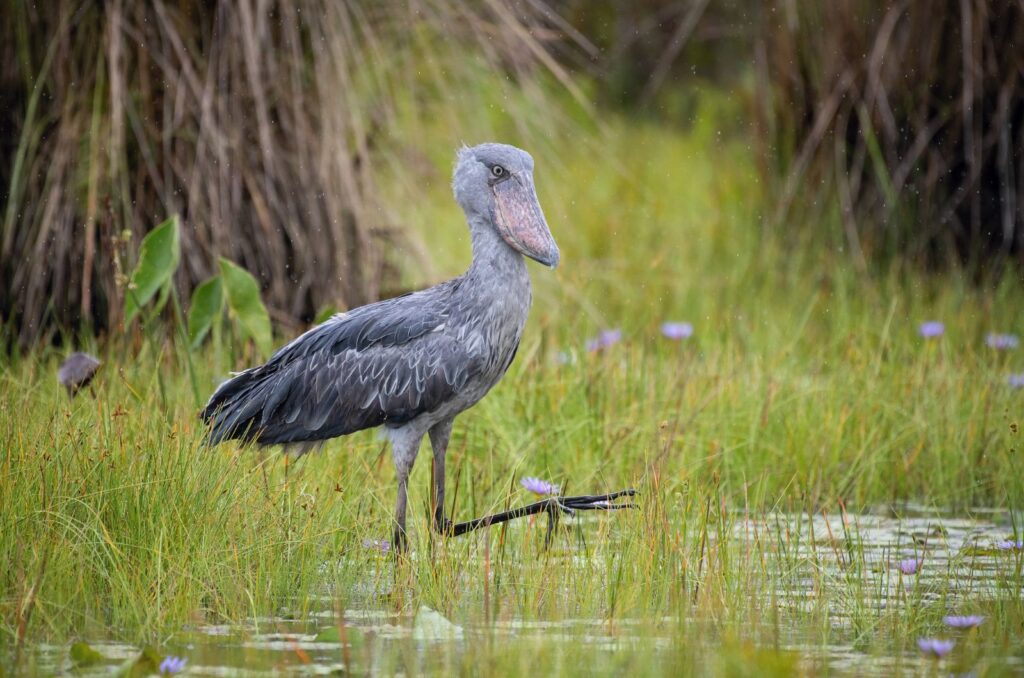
[758,0,1024,270]
[0,0,579,346]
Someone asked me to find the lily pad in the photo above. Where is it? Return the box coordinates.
[412,606,463,641]
[69,641,104,667]
[113,645,162,677]
[315,626,342,643]
[315,625,364,646]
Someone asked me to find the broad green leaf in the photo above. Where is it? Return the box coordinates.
[112,645,161,677]
[187,275,224,349]
[219,257,272,358]
[155,276,173,312]
[313,304,339,325]
[124,215,181,324]
[69,641,104,667]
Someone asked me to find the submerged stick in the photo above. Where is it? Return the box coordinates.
[450,489,637,537]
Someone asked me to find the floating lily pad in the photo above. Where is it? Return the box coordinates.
[315,626,342,643]
[113,645,162,677]
[412,606,463,641]
[69,641,104,667]
[315,625,364,646]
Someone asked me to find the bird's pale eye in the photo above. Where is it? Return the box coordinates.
[491,165,506,179]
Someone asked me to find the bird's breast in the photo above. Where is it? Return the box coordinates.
[452,270,531,384]
[460,294,528,366]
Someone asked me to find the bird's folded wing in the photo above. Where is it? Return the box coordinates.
[202,280,484,445]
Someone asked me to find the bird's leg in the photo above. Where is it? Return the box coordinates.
[390,430,423,553]
[544,500,560,549]
[428,418,455,535]
[393,475,410,553]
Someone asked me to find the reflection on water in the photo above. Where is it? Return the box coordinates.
[736,506,1023,674]
[28,506,1023,675]
[745,505,1022,603]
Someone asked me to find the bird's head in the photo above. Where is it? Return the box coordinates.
[452,143,559,268]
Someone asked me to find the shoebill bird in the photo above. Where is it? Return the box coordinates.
[201,143,559,550]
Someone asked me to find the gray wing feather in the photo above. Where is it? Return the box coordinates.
[202,279,483,446]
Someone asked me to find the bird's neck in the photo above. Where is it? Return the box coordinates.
[465,216,529,287]
[459,216,533,341]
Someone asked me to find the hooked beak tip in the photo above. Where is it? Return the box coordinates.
[530,247,559,269]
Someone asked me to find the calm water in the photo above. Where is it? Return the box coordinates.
[26,506,1024,675]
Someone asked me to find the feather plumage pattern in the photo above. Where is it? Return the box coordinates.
[202,279,487,444]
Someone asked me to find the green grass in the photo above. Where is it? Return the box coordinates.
[3,98,1024,675]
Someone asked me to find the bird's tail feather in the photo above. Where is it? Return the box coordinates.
[201,368,269,444]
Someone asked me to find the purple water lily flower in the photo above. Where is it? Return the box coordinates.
[995,539,1024,551]
[586,329,622,353]
[521,477,559,496]
[1008,374,1024,389]
[943,615,985,629]
[159,656,187,675]
[361,538,391,554]
[917,638,955,658]
[986,333,1019,350]
[660,322,694,340]
[896,557,923,575]
[919,321,945,339]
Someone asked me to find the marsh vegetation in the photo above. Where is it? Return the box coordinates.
[2,1,1024,675]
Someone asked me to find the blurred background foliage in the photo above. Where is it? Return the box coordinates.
[0,0,1022,348]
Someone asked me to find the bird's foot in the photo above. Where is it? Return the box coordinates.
[551,498,576,517]
[432,515,455,536]
[556,490,638,512]
[392,526,409,555]
[448,489,638,537]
